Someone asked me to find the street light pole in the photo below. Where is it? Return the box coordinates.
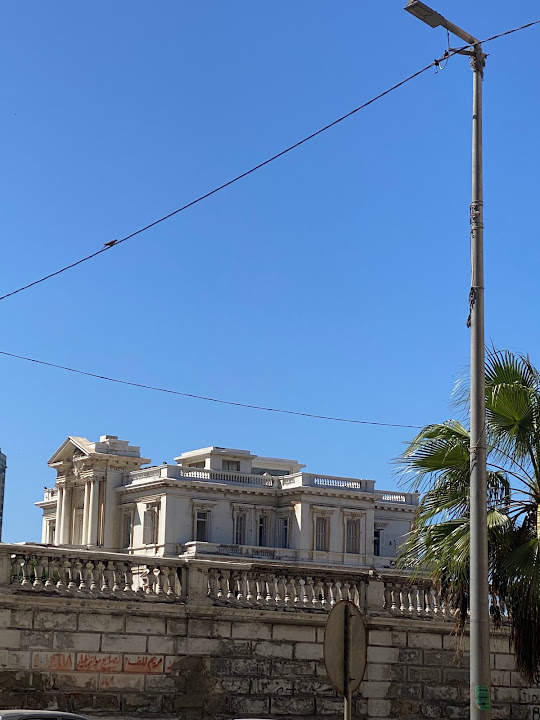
[403,3,491,717]
[469,41,491,719]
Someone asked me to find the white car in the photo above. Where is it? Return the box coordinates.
[0,713,88,720]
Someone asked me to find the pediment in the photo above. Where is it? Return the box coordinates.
[48,436,93,466]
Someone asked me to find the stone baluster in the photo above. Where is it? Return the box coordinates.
[226,571,235,601]
[382,582,390,612]
[327,581,336,608]
[356,580,364,609]
[44,558,56,590]
[177,567,185,598]
[19,557,31,587]
[9,555,20,585]
[319,581,329,610]
[234,573,245,604]
[265,575,274,606]
[298,577,307,606]
[118,563,131,596]
[405,585,413,613]
[74,559,84,592]
[282,576,290,605]
[307,577,317,607]
[55,559,67,593]
[82,561,93,592]
[399,585,407,613]
[290,576,300,605]
[103,561,115,595]
[224,570,234,602]
[33,557,44,589]
[124,564,134,595]
[424,586,433,614]
[63,560,75,593]
[94,561,106,594]
[274,575,281,605]
[416,585,424,612]
[153,566,164,595]
[133,566,146,596]
[388,583,397,613]
[216,572,225,600]
[409,585,419,614]
[111,562,122,593]
[314,579,324,609]
[256,576,265,604]
[89,562,100,593]
[245,573,255,604]
[431,587,439,614]
[207,569,217,599]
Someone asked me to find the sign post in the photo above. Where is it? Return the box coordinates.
[324,600,367,720]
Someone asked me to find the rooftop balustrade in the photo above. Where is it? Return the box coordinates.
[127,466,418,505]
[129,465,275,487]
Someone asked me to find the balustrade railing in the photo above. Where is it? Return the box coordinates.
[130,466,275,487]
[382,578,448,619]
[5,545,186,602]
[375,491,419,505]
[207,567,365,611]
[127,467,418,502]
[0,544,509,626]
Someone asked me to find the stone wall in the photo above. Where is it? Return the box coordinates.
[0,588,539,720]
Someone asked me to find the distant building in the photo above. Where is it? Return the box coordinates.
[36,435,418,568]
[0,449,5,540]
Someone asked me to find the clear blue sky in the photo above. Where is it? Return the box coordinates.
[1,1,539,542]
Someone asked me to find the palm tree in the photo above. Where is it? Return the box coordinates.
[397,348,540,682]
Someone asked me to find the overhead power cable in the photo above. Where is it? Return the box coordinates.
[1,17,538,304]
[1,62,438,302]
[0,350,422,430]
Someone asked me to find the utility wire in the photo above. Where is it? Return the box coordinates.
[1,17,538,305]
[0,350,422,430]
[0,62,438,302]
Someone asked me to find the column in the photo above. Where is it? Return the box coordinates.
[60,484,72,544]
[82,480,90,545]
[360,512,367,561]
[87,479,99,546]
[55,485,64,546]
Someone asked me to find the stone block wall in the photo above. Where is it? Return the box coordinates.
[0,590,538,719]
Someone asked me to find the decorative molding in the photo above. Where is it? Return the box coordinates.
[310,506,335,517]
[341,509,365,519]
[191,501,216,511]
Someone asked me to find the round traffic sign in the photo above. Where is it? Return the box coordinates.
[323,600,367,696]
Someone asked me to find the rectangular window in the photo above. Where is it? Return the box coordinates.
[47,521,56,545]
[374,529,381,556]
[123,512,133,548]
[277,517,289,549]
[346,519,359,554]
[188,461,205,469]
[196,511,208,542]
[315,517,328,551]
[234,513,246,545]
[223,460,240,472]
[143,507,158,545]
[258,515,268,547]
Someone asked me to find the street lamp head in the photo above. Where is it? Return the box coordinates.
[404,0,480,45]
[404,1,444,28]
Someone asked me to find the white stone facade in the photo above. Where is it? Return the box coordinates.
[36,435,418,568]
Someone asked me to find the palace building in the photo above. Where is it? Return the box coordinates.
[36,434,418,568]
